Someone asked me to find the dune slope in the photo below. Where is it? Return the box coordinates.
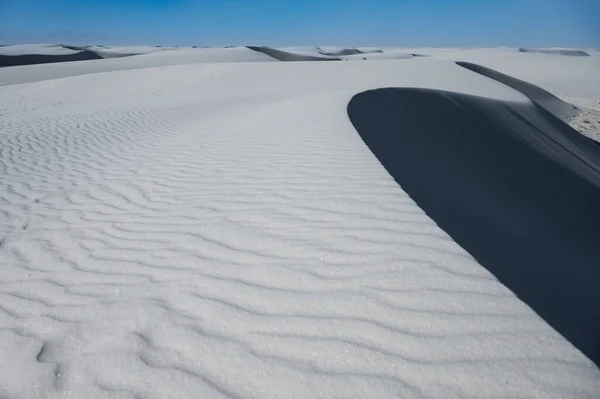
[247,46,340,61]
[348,88,600,366]
[0,44,182,67]
[0,49,102,67]
[456,61,578,120]
[0,47,276,86]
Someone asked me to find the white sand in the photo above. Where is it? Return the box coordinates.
[0,48,599,398]
[0,47,276,86]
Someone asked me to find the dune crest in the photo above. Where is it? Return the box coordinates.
[247,46,341,61]
[348,87,600,366]
[456,61,578,120]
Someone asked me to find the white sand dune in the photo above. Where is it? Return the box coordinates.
[391,47,600,98]
[317,46,383,56]
[0,44,177,68]
[342,52,417,61]
[349,86,600,365]
[278,46,341,58]
[1,50,599,398]
[248,46,341,61]
[0,47,276,86]
[251,46,412,61]
[0,44,179,66]
[0,44,178,59]
[0,44,103,67]
[519,47,590,57]
[84,45,179,58]
[275,46,384,57]
[0,44,83,56]
[456,61,578,119]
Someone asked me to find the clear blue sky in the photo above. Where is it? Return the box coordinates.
[1,0,598,47]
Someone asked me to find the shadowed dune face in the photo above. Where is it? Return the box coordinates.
[348,88,600,366]
[0,44,180,67]
[456,61,577,120]
[0,50,102,67]
[246,46,341,61]
[318,48,365,56]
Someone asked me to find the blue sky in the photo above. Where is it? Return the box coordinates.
[1,0,598,47]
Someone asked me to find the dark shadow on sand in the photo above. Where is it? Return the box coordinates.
[348,87,600,366]
[0,50,102,67]
[319,48,365,56]
[246,46,341,62]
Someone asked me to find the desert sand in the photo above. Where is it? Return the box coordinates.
[0,45,599,398]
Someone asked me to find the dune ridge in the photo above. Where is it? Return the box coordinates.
[317,47,382,56]
[0,47,276,86]
[0,44,184,67]
[456,61,578,120]
[348,87,600,366]
[0,49,102,67]
[247,46,341,61]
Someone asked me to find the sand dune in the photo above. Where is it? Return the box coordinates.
[317,46,383,56]
[278,46,343,58]
[456,61,578,120]
[0,44,216,67]
[343,52,417,61]
[82,45,179,58]
[0,44,103,67]
[0,47,276,86]
[247,46,341,61]
[456,61,600,145]
[519,48,590,57]
[317,47,363,56]
[0,51,599,398]
[0,44,83,56]
[0,51,102,67]
[249,46,413,61]
[348,88,600,366]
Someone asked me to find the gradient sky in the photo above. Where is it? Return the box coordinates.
[1,0,598,47]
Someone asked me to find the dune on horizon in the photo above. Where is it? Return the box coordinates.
[0,44,103,67]
[519,48,591,57]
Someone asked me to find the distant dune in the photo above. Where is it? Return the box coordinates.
[348,87,600,366]
[343,52,417,60]
[0,44,181,67]
[247,46,420,61]
[0,52,102,67]
[246,46,341,61]
[456,61,578,120]
[519,48,590,57]
[317,47,375,56]
[0,47,275,85]
[0,44,102,67]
